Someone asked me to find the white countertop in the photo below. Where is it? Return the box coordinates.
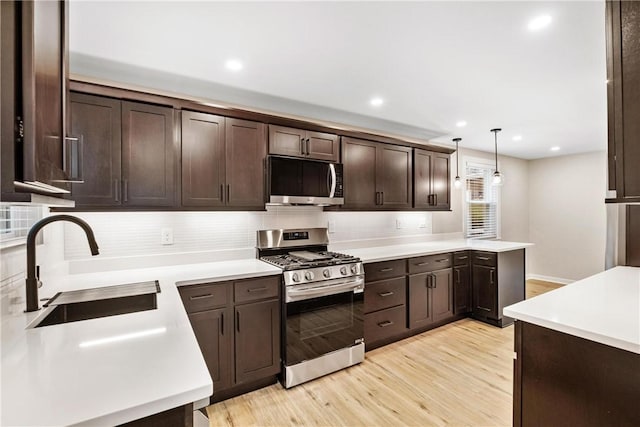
[335,239,532,263]
[1,259,281,427]
[504,266,640,354]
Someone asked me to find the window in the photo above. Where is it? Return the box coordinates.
[0,204,43,246]
[464,161,499,239]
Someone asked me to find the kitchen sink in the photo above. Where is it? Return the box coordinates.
[33,281,160,328]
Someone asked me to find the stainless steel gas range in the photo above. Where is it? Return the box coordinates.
[257,228,364,388]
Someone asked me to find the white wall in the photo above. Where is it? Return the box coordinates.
[528,151,607,282]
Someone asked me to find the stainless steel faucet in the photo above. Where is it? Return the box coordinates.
[25,215,99,312]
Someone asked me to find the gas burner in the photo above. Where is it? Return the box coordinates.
[260,251,359,271]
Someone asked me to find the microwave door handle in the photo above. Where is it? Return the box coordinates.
[328,163,337,198]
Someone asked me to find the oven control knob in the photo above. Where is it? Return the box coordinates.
[304,271,314,281]
[340,266,348,276]
[292,272,300,283]
[323,269,331,278]
[350,264,358,274]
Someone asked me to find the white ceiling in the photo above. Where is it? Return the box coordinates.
[69,1,607,160]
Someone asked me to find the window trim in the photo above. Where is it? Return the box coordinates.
[462,156,501,240]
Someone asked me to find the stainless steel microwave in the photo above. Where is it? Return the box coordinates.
[267,156,344,206]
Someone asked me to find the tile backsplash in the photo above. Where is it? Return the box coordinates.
[64,207,434,261]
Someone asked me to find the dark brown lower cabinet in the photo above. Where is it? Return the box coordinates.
[471,250,525,327]
[179,276,280,403]
[513,321,640,427]
[188,307,232,392]
[409,268,453,330]
[453,251,472,314]
[235,299,280,384]
[363,276,407,349]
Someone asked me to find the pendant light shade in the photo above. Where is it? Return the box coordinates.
[453,138,462,189]
[490,128,503,186]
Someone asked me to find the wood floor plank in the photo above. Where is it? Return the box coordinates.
[206,280,558,426]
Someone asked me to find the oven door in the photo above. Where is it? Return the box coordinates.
[284,277,364,366]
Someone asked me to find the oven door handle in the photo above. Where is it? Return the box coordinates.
[286,277,364,302]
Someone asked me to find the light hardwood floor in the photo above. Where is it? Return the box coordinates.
[206,280,562,427]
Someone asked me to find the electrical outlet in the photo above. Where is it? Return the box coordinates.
[328,220,336,233]
[161,228,174,245]
[418,222,426,229]
[396,219,405,229]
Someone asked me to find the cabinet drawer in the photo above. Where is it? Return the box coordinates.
[179,282,231,313]
[408,253,452,274]
[234,276,280,304]
[365,305,406,345]
[453,251,470,266]
[365,259,406,282]
[472,251,497,266]
[364,277,406,314]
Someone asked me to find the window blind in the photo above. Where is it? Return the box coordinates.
[465,163,499,239]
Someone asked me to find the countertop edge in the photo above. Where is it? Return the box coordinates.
[503,309,640,354]
[175,268,281,287]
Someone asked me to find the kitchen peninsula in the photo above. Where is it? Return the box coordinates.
[504,266,640,426]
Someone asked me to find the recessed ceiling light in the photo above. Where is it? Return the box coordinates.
[512,135,522,141]
[225,59,243,71]
[370,97,384,107]
[528,15,552,31]
[550,146,560,151]
[456,121,467,128]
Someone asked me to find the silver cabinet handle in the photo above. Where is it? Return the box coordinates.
[416,262,429,266]
[380,267,394,272]
[378,291,394,297]
[477,256,490,261]
[436,259,449,263]
[220,312,224,336]
[247,286,267,293]
[378,320,394,328]
[226,184,230,203]
[123,179,128,202]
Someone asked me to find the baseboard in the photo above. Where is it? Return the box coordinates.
[526,274,573,285]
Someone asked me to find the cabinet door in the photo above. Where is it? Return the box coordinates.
[122,101,177,206]
[409,273,433,329]
[234,299,280,384]
[70,93,121,206]
[181,111,225,207]
[342,137,378,208]
[607,0,640,198]
[431,269,453,323]
[306,131,339,162]
[454,264,472,314]
[268,125,304,158]
[225,118,267,208]
[188,308,232,395]
[472,265,498,320]
[20,0,70,191]
[431,152,450,210]
[414,149,433,209]
[378,144,412,208]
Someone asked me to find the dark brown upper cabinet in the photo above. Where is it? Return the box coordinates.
[69,93,177,208]
[606,0,640,202]
[181,111,225,207]
[121,102,177,207]
[414,149,450,210]
[269,125,339,162]
[342,137,412,209]
[182,111,266,209]
[70,93,121,206]
[1,0,74,197]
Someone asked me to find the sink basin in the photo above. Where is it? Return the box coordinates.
[34,281,160,328]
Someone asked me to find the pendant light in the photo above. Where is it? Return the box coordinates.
[490,128,503,186]
[453,138,462,189]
